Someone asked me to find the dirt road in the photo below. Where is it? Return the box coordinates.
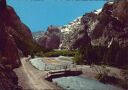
[14,57,60,90]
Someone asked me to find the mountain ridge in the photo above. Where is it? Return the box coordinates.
[33,0,128,49]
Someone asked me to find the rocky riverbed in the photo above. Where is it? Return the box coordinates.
[28,56,125,90]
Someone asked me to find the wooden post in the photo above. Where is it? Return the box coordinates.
[60,65,61,70]
[46,73,48,78]
[76,65,77,71]
[45,64,47,71]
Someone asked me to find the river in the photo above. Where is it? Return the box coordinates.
[53,76,123,90]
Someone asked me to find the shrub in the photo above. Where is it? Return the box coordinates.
[91,65,123,87]
[43,50,77,57]
[35,51,44,57]
[120,67,128,89]
[73,50,85,64]
[76,42,128,67]
[91,65,111,82]
[76,46,107,65]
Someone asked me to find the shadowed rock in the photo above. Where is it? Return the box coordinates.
[0,0,37,89]
[38,26,61,50]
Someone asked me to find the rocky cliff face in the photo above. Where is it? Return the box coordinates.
[0,0,36,89]
[0,0,37,68]
[51,1,127,49]
[59,17,86,49]
[32,31,45,41]
[33,17,85,50]
[78,0,128,48]
[0,63,22,90]
[37,26,61,50]
[33,0,128,50]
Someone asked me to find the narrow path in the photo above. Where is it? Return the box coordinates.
[14,57,60,90]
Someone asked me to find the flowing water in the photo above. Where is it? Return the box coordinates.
[30,58,46,70]
[53,76,123,90]
[30,57,73,70]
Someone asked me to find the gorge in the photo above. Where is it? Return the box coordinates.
[0,0,128,90]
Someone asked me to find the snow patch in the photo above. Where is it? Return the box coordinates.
[90,20,99,31]
[108,38,113,48]
[108,1,114,5]
[88,20,99,36]
[94,9,102,15]
[60,16,82,34]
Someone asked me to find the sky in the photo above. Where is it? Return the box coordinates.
[7,0,106,32]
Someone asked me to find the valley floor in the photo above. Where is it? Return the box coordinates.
[13,56,125,90]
